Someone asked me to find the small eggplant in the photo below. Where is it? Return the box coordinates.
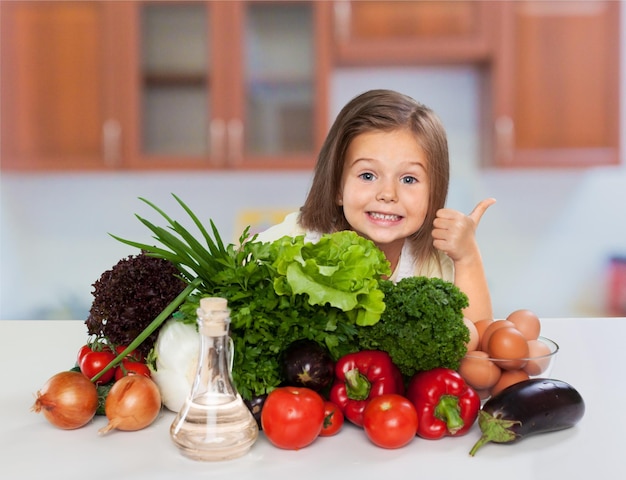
[244,394,267,430]
[469,378,585,456]
[281,339,334,392]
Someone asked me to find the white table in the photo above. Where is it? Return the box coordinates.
[1,318,624,480]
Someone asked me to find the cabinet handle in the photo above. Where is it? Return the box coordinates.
[227,119,243,166]
[209,119,226,166]
[495,116,514,164]
[334,1,351,41]
[102,119,121,168]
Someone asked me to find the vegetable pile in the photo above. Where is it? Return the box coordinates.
[106,195,471,404]
[31,194,585,457]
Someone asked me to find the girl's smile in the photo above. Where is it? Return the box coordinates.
[338,128,430,268]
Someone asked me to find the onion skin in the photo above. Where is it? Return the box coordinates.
[98,375,162,434]
[32,371,98,430]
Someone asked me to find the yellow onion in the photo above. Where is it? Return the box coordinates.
[32,371,98,430]
[98,374,162,434]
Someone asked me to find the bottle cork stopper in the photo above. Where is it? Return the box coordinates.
[200,297,228,312]
[198,297,229,336]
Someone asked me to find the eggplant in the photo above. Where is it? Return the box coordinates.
[280,339,334,392]
[244,394,267,430]
[469,378,585,456]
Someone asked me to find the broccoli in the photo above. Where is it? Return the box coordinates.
[357,276,470,378]
[85,251,188,357]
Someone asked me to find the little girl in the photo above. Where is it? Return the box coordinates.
[256,89,495,322]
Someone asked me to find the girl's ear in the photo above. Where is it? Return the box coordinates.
[336,192,343,206]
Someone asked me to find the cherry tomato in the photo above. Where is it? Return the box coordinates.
[261,386,325,450]
[114,360,151,380]
[320,401,344,437]
[362,394,419,449]
[80,350,116,385]
[77,344,92,366]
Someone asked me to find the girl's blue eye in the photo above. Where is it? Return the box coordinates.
[359,172,375,181]
[401,176,418,184]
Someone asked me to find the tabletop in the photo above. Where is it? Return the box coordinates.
[1,317,624,480]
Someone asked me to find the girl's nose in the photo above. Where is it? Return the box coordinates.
[376,181,397,202]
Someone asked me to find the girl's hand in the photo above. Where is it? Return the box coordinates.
[431,198,496,262]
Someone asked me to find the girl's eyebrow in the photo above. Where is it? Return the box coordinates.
[345,156,375,168]
[405,158,427,169]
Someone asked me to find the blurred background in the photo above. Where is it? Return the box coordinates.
[1,1,625,320]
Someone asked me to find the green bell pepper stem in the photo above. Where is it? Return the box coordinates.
[90,277,201,382]
[435,394,465,434]
[344,368,371,401]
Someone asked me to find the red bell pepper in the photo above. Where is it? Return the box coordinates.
[329,350,404,427]
[406,367,480,439]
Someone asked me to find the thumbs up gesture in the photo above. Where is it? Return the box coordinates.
[432,198,496,262]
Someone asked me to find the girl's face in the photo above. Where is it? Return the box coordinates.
[338,128,430,260]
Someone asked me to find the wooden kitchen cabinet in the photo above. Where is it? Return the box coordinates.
[488,0,621,168]
[333,0,495,65]
[0,1,128,170]
[2,1,619,171]
[1,1,332,171]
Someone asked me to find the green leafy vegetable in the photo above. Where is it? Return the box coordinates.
[357,276,470,377]
[271,232,389,326]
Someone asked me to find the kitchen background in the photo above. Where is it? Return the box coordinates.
[1,1,625,321]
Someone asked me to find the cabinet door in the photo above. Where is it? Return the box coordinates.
[334,0,493,65]
[231,1,330,169]
[490,1,620,167]
[0,1,121,170]
[128,1,220,168]
[130,0,330,170]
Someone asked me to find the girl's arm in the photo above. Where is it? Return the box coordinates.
[432,198,496,322]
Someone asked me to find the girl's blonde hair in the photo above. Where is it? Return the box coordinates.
[299,89,449,265]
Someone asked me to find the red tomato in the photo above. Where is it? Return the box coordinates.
[76,344,92,366]
[261,386,325,450]
[362,394,419,449]
[320,401,344,437]
[80,350,116,384]
[114,360,151,380]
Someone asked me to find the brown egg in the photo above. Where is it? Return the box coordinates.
[487,327,529,370]
[458,351,501,390]
[463,317,480,352]
[507,309,541,341]
[474,319,494,350]
[490,369,530,397]
[523,339,553,376]
[480,319,515,351]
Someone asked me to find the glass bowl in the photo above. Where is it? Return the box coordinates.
[458,335,559,400]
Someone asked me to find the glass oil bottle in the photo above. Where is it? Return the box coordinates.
[170,297,258,461]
